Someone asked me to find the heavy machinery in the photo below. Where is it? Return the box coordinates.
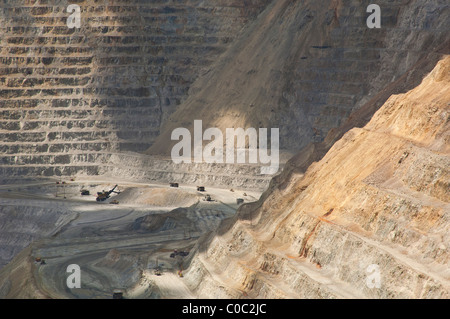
[96,185,119,202]
[112,289,124,299]
[170,249,189,258]
[81,189,90,196]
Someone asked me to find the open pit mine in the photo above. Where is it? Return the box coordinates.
[0,0,448,300]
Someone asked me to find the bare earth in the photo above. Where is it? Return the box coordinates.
[0,179,261,299]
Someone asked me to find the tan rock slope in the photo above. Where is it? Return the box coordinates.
[182,55,450,298]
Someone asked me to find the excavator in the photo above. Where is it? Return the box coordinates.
[96,185,119,202]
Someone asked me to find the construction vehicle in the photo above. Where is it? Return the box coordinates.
[236,198,244,205]
[113,289,124,299]
[203,194,212,202]
[170,182,179,188]
[197,186,205,192]
[96,184,119,202]
[34,257,46,265]
[154,267,162,276]
[81,189,90,196]
[170,250,189,258]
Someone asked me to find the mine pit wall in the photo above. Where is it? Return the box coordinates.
[1,0,448,183]
[279,0,449,148]
[0,151,278,191]
[148,0,450,156]
[189,152,449,299]
[101,153,277,191]
[182,55,450,299]
[0,0,271,179]
[185,211,448,299]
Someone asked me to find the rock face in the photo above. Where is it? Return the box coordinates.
[1,0,448,183]
[0,0,270,178]
[182,56,450,298]
[103,153,275,191]
[0,0,448,300]
[147,0,449,154]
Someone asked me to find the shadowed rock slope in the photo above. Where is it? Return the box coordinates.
[148,0,449,155]
[0,0,270,178]
[182,55,450,298]
[1,0,448,186]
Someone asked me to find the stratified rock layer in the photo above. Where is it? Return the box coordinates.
[1,1,449,184]
[0,0,270,177]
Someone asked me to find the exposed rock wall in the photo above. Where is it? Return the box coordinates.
[148,0,449,154]
[104,153,275,191]
[183,55,450,299]
[0,0,270,177]
[1,0,448,185]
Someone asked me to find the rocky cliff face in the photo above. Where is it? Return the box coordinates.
[0,0,270,178]
[182,55,450,298]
